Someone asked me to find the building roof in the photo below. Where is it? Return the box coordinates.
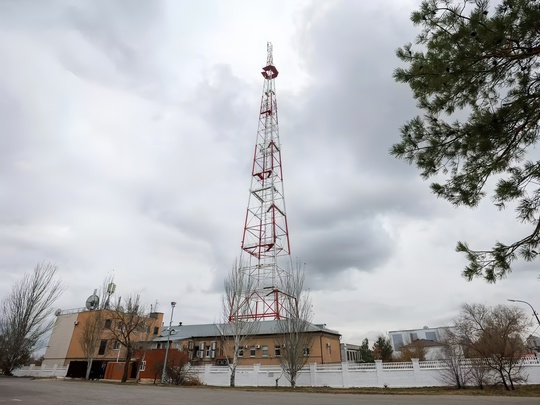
[388,326,448,333]
[153,320,340,342]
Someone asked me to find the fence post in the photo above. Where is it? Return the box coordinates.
[253,364,260,387]
[204,364,211,384]
[309,363,317,387]
[375,360,383,387]
[341,362,349,387]
[411,358,422,386]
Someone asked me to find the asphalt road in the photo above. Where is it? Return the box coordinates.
[0,378,538,405]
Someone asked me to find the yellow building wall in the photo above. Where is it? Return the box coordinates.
[181,332,341,366]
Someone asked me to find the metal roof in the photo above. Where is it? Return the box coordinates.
[153,320,340,342]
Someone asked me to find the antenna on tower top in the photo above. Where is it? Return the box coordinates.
[266,41,273,66]
[261,42,279,80]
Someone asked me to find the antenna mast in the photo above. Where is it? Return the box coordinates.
[230,42,292,321]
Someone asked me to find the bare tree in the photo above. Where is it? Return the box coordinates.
[455,303,530,390]
[165,350,190,385]
[78,276,115,380]
[396,339,428,362]
[0,262,63,375]
[275,262,313,388]
[437,327,469,389]
[467,358,490,389]
[220,259,260,387]
[134,332,154,383]
[78,310,105,380]
[108,295,150,383]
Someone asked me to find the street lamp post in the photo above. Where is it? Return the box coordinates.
[507,299,540,326]
[161,301,177,384]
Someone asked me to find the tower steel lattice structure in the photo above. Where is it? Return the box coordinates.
[230,42,292,321]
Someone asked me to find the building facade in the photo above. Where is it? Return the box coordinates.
[151,321,342,367]
[43,307,163,378]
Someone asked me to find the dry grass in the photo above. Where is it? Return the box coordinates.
[51,377,540,397]
[182,384,540,397]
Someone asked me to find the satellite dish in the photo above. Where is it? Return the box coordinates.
[86,294,100,310]
[54,309,62,316]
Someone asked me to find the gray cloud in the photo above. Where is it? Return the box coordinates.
[1,0,537,344]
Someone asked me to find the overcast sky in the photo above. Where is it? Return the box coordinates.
[1,0,539,345]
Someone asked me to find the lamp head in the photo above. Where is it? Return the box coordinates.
[171,301,177,307]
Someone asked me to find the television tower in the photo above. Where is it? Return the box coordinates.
[230,42,292,321]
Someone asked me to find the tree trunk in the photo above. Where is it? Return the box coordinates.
[121,348,132,383]
[499,370,509,390]
[230,367,236,387]
[85,358,93,380]
[508,373,515,390]
[135,352,145,383]
[290,371,296,388]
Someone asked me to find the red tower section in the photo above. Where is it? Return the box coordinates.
[231,42,292,321]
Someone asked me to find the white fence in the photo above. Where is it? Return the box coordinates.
[14,358,540,388]
[189,358,540,388]
[13,364,68,378]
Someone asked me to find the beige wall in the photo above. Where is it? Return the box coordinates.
[43,313,78,367]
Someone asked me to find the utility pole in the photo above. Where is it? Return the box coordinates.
[161,301,176,384]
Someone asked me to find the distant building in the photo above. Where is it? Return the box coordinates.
[388,326,450,360]
[340,343,361,363]
[526,335,540,356]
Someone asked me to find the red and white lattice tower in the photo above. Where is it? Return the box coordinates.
[230,42,292,321]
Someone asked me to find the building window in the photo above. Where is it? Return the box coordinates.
[104,319,111,329]
[206,345,212,358]
[250,346,256,357]
[139,361,146,371]
[98,340,108,355]
[303,346,310,356]
[275,345,281,357]
[153,326,159,335]
[410,332,418,342]
[261,345,268,357]
[113,341,121,350]
[237,347,244,357]
[425,331,437,342]
[392,334,404,351]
